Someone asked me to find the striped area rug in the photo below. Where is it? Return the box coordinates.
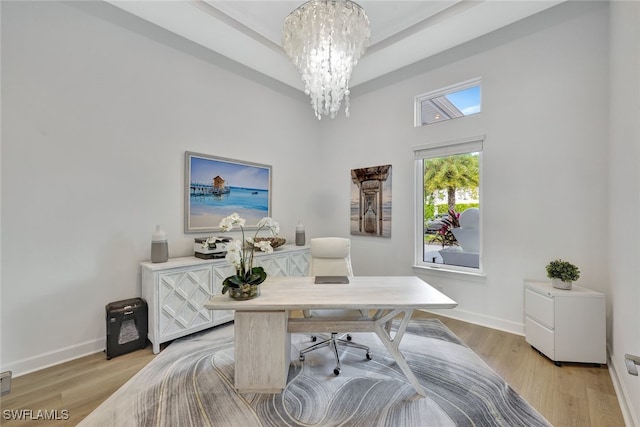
[80,319,551,426]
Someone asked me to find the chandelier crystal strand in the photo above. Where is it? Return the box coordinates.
[283,0,370,120]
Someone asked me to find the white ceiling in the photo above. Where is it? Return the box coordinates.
[106,1,564,91]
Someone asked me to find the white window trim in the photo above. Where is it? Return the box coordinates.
[414,77,482,127]
[413,135,485,276]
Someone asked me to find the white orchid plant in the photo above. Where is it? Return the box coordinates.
[218,213,280,294]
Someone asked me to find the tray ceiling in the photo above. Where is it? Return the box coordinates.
[106,1,564,91]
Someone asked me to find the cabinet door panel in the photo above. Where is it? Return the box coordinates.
[525,288,554,329]
[289,251,310,276]
[525,317,554,359]
[212,264,236,323]
[256,255,289,277]
[158,267,213,336]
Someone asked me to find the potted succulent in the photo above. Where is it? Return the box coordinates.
[545,259,580,290]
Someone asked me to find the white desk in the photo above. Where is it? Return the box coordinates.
[205,276,457,396]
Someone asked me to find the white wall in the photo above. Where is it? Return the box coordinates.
[0,1,320,374]
[320,1,610,333]
[608,1,640,424]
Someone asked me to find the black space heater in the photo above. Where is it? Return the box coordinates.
[105,298,148,359]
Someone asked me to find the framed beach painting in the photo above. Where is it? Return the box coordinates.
[184,152,272,233]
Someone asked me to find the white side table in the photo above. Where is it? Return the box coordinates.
[524,280,606,366]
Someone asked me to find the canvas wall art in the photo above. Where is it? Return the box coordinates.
[185,152,272,233]
[350,165,392,237]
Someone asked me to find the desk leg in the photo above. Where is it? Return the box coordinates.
[234,310,290,394]
[373,309,426,397]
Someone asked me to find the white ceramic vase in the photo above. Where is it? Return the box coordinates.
[151,225,169,263]
[552,278,572,290]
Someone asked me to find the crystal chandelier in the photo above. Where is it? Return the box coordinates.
[282,0,370,120]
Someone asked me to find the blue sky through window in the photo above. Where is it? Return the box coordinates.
[445,85,481,115]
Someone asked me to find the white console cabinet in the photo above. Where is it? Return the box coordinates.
[142,245,309,353]
[524,280,606,366]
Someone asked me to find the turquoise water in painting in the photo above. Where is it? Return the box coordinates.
[190,187,268,215]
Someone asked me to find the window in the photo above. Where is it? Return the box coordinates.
[414,136,483,273]
[415,78,481,126]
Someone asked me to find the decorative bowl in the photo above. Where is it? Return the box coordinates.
[254,237,286,249]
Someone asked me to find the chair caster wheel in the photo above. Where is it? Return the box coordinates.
[366,352,372,360]
[346,334,352,341]
[299,354,305,362]
[311,336,317,342]
[333,368,341,376]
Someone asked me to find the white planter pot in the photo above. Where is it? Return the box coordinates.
[552,278,572,290]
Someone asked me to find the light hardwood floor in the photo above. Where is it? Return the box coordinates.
[0,312,625,426]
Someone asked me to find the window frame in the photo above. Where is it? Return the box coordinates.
[413,135,484,276]
[414,77,482,127]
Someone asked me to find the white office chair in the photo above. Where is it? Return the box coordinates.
[298,237,372,375]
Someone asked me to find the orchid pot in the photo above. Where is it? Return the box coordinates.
[215,213,280,300]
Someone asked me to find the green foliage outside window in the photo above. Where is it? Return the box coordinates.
[424,153,479,212]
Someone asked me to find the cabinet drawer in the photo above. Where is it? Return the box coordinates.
[525,288,554,328]
[525,316,554,359]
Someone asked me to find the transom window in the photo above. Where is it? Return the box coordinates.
[414,136,483,273]
[415,78,481,126]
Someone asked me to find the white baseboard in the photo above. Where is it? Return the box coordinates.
[421,307,524,336]
[607,350,639,427]
[4,339,105,377]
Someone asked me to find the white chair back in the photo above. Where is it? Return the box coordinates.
[309,237,354,277]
